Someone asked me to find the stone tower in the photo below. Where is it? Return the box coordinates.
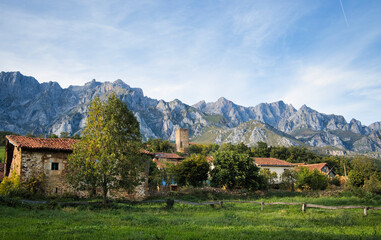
[175,128,189,153]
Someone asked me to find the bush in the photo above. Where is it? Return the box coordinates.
[0,171,45,198]
[296,167,328,191]
[364,173,381,195]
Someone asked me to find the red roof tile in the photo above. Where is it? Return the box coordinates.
[298,163,327,172]
[253,158,295,167]
[153,158,180,169]
[6,135,78,151]
[155,152,184,160]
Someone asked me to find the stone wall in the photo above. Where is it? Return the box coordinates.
[8,146,22,176]
[6,145,150,200]
[175,128,189,153]
[20,150,74,196]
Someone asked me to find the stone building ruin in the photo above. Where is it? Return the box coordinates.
[4,135,152,199]
[175,128,189,153]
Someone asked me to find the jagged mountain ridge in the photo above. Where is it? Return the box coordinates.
[1,71,381,155]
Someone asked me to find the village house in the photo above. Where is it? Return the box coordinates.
[295,162,336,178]
[4,135,152,199]
[253,157,296,183]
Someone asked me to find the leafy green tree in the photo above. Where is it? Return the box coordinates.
[347,156,378,189]
[145,138,174,153]
[66,94,143,206]
[296,167,328,191]
[270,146,290,160]
[251,142,270,157]
[60,132,70,138]
[0,131,17,146]
[259,168,278,185]
[286,146,321,163]
[364,173,381,195]
[25,133,35,138]
[188,144,203,155]
[175,154,209,187]
[47,134,59,138]
[280,169,298,191]
[210,150,265,190]
[148,160,161,190]
[188,143,220,156]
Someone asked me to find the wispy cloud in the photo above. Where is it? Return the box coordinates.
[0,1,381,124]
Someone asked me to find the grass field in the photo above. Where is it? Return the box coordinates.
[1,194,380,240]
[0,146,4,163]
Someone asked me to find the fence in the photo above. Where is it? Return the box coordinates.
[140,199,381,216]
[19,199,381,216]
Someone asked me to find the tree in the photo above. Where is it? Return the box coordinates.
[296,167,328,191]
[259,168,278,186]
[145,138,174,153]
[66,94,143,206]
[280,169,298,191]
[175,154,210,187]
[47,134,59,138]
[251,142,270,157]
[348,156,378,189]
[60,132,70,138]
[210,150,265,190]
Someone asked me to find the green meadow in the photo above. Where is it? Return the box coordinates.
[0,194,380,240]
[0,146,4,163]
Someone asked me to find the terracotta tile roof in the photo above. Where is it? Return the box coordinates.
[298,163,327,172]
[253,158,295,167]
[153,158,180,169]
[140,149,155,156]
[0,163,4,181]
[155,152,184,160]
[6,135,78,151]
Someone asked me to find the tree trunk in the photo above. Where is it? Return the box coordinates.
[102,181,108,208]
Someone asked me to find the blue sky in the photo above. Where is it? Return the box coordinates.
[1,0,381,125]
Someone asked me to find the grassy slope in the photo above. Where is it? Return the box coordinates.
[0,146,4,163]
[1,195,380,240]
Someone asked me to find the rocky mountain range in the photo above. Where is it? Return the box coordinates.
[1,71,381,156]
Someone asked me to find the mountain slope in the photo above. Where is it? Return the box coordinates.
[1,71,380,155]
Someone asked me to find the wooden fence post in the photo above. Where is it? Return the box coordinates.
[219,201,223,208]
[302,203,306,212]
[261,202,264,211]
[364,207,368,216]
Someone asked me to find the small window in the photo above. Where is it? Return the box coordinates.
[51,162,59,170]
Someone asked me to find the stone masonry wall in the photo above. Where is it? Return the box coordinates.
[21,150,74,196]
[8,147,22,177]
[175,128,189,153]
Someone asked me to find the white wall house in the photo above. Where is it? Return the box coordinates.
[253,158,296,184]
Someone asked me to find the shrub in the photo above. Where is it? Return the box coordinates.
[296,167,328,191]
[364,173,381,195]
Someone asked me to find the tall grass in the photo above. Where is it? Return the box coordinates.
[0,195,380,240]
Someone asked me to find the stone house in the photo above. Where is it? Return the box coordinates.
[4,135,152,199]
[253,158,296,184]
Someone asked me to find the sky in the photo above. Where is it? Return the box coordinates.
[1,0,381,125]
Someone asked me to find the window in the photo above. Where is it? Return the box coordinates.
[51,162,59,170]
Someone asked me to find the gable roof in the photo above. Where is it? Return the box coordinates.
[6,135,78,151]
[253,158,295,167]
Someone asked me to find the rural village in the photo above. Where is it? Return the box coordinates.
[1,1,381,239]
